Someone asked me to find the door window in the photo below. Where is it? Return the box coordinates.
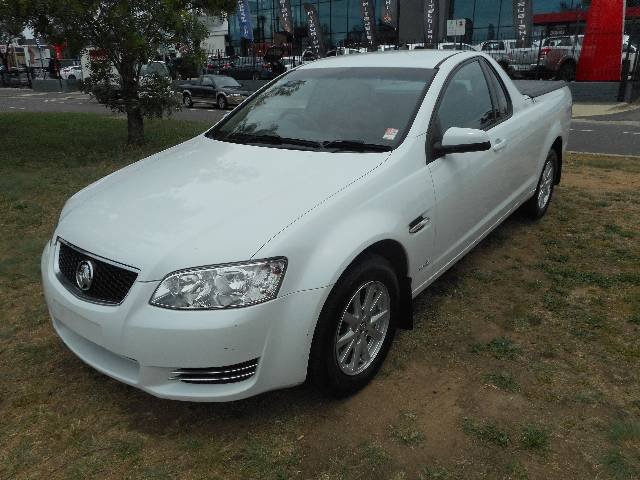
[432,60,494,142]
[481,60,512,122]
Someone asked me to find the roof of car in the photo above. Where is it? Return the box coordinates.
[298,50,462,70]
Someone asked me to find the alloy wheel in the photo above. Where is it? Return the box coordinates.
[334,281,391,376]
[537,161,554,210]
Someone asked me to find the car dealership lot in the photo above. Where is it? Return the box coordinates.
[1,112,639,479]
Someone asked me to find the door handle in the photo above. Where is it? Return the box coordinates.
[493,138,508,152]
[409,215,431,234]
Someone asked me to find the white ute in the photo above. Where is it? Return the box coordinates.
[42,50,572,401]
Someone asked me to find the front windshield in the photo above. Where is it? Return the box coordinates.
[141,62,168,77]
[213,76,241,88]
[207,67,435,151]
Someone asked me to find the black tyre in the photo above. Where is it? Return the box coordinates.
[523,149,557,219]
[183,93,193,108]
[309,254,399,396]
[217,95,227,110]
[68,74,76,80]
[557,62,576,81]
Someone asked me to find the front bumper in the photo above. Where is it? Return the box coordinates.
[41,242,329,402]
[226,95,247,106]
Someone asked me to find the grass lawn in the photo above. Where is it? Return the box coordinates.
[1,112,639,480]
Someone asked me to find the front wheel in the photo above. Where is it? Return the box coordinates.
[309,254,398,396]
[217,95,227,110]
[523,150,557,219]
[183,93,193,108]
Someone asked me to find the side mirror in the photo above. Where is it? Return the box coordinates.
[433,127,491,158]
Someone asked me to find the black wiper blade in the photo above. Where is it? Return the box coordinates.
[226,133,321,148]
[226,132,282,144]
[321,140,392,152]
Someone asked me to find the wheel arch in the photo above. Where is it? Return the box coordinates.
[551,136,563,184]
[537,112,566,187]
[334,239,413,330]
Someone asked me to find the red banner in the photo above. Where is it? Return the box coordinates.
[576,0,625,81]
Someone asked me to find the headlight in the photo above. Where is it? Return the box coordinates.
[149,258,287,310]
[228,93,242,97]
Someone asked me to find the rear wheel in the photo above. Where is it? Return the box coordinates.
[523,149,557,219]
[183,93,193,108]
[68,74,76,80]
[498,60,514,78]
[557,62,576,81]
[309,254,398,396]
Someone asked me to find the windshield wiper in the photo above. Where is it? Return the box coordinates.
[218,133,392,152]
[321,140,392,152]
[225,132,321,149]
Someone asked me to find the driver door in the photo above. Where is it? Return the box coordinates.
[202,76,216,101]
[426,59,507,274]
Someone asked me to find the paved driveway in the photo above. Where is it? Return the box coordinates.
[0,89,227,124]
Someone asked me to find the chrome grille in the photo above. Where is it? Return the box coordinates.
[56,239,138,305]
[169,358,259,384]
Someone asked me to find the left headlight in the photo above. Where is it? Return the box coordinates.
[149,258,287,310]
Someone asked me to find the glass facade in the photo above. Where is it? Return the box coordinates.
[226,0,639,53]
[450,0,591,41]
[450,0,640,42]
[227,0,398,54]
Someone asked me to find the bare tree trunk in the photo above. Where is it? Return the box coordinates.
[126,107,144,146]
[120,57,145,146]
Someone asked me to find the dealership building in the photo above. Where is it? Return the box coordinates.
[227,0,640,51]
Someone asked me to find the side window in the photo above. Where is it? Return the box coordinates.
[481,60,512,121]
[433,60,495,141]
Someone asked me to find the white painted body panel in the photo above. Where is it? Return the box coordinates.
[43,51,572,401]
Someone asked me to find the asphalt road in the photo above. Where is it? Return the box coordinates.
[1,89,639,156]
[0,89,228,124]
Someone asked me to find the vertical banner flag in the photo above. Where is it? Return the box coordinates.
[304,3,325,57]
[382,0,397,29]
[360,0,378,48]
[513,0,533,48]
[237,0,254,41]
[424,0,439,45]
[278,0,293,34]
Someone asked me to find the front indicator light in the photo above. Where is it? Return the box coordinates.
[149,258,287,310]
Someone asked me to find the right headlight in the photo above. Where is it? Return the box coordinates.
[149,257,287,310]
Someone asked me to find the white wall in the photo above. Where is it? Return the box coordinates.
[200,15,228,55]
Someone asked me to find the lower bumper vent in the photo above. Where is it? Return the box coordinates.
[169,358,259,384]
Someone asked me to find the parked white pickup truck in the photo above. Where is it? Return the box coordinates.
[42,50,572,402]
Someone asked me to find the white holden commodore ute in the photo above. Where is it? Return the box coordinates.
[42,50,572,401]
